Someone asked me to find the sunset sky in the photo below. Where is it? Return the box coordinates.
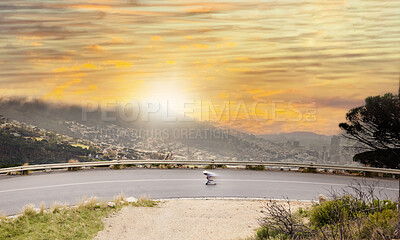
[0,0,399,135]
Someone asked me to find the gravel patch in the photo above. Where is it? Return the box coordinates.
[94,199,311,240]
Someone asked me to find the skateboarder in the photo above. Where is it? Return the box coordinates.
[203,171,216,185]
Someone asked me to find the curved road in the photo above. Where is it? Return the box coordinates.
[0,168,397,215]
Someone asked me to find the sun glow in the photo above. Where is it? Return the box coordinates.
[139,80,191,116]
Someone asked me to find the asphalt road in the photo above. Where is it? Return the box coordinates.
[0,168,397,215]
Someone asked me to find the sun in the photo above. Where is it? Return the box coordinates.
[140,80,190,115]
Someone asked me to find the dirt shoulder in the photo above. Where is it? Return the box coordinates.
[94,199,312,240]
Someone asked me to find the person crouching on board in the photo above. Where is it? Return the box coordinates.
[203,171,216,185]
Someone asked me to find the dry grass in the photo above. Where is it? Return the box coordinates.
[132,195,158,207]
[21,204,37,217]
[39,202,45,214]
[0,211,6,221]
[113,192,125,203]
[50,202,67,213]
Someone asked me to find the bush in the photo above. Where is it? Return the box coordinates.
[255,227,290,240]
[111,164,124,170]
[253,179,399,240]
[361,209,398,239]
[346,170,362,175]
[256,227,270,239]
[371,199,397,212]
[246,165,265,171]
[310,196,368,228]
[297,207,309,218]
[204,165,213,169]
[300,167,317,173]
[259,200,314,239]
[67,159,81,171]
[158,164,173,169]
[124,164,136,168]
[382,173,393,178]
[364,172,378,178]
[18,163,31,175]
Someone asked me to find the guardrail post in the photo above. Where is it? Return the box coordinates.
[212,159,215,169]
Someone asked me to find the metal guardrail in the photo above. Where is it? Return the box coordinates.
[1,160,400,175]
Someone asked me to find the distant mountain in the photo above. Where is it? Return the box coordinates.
[0,98,274,160]
[259,131,333,149]
[0,98,100,137]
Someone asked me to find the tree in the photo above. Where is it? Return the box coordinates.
[339,92,400,238]
[339,93,400,169]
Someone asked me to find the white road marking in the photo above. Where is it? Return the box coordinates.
[0,178,396,193]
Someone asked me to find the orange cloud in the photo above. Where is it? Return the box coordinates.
[186,8,214,14]
[226,68,252,72]
[166,60,176,65]
[180,44,210,50]
[103,60,132,68]
[53,63,98,73]
[67,4,111,11]
[76,84,98,95]
[44,79,82,100]
[83,45,104,52]
[217,42,236,48]
[219,92,228,99]
[151,36,163,41]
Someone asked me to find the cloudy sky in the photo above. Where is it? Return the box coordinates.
[0,0,399,134]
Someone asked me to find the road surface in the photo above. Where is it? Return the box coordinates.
[0,168,397,215]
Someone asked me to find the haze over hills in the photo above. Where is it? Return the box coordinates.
[0,98,272,161]
[259,132,332,149]
[0,98,354,165]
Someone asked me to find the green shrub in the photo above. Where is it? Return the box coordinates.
[361,209,398,239]
[111,164,124,170]
[297,207,309,218]
[382,173,393,178]
[19,163,31,175]
[346,170,362,175]
[246,165,265,171]
[216,164,227,169]
[204,165,213,169]
[158,164,173,169]
[364,172,378,178]
[371,199,397,212]
[256,227,270,240]
[300,167,317,173]
[67,159,81,171]
[124,164,136,168]
[255,227,290,240]
[310,196,368,227]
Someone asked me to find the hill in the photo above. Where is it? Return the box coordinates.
[0,118,95,167]
[259,131,332,149]
[0,98,277,161]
